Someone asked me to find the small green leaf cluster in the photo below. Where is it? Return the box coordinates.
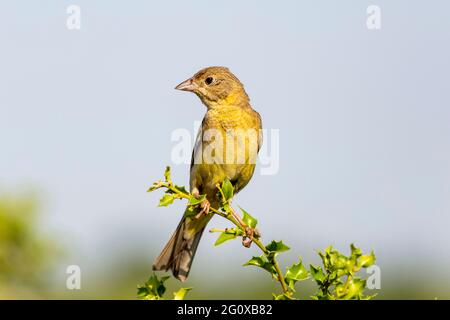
[310,244,376,300]
[243,241,290,277]
[137,273,192,300]
[244,241,308,300]
[149,167,187,207]
[148,167,200,218]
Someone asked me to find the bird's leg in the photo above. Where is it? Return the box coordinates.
[191,188,210,219]
[195,198,210,219]
[229,206,247,229]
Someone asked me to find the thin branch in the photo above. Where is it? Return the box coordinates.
[155,180,291,296]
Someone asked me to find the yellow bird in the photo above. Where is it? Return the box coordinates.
[153,66,262,281]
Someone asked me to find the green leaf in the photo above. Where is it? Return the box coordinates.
[147,183,160,193]
[361,293,378,300]
[215,232,237,246]
[334,254,349,270]
[341,278,366,300]
[137,274,169,300]
[310,265,326,284]
[244,256,266,268]
[311,292,335,300]
[240,207,258,228]
[156,276,170,297]
[183,206,197,218]
[173,287,192,300]
[188,194,206,206]
[175,185,189,195]
[221,179,234,201]
[285,258,309,290]
[266,240,290,254]
[272,293,294,300]
[243,255,275,274]
[359,251,376,268]
[345,259,356,274]
[350,243,362,259]
[158,194,175,207]
[137,286,149,298]
[164,166,171,182]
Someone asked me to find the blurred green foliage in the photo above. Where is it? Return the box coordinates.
[137,274,192,300]
[0,195,58,298]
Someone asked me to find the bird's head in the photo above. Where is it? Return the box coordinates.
[175,66,249,109]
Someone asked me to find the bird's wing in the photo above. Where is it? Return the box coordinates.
[255,110,263,152]
[190,118,204,171]
[189,117,205,193]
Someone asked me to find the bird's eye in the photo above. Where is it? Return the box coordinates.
[205,77,214,85]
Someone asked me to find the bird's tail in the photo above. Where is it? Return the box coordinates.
[152,217,206,281]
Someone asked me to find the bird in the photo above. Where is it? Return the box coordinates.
[152,66,262,281]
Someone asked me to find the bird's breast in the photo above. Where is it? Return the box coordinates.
[190,105,261,196]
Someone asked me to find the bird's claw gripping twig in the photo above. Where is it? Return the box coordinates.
[194,198,210,219]
[242,226,261,248]
[227,207,261,248]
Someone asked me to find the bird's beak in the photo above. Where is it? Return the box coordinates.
[175,78,197,92]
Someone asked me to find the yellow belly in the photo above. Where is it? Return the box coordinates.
[189,105,261,200]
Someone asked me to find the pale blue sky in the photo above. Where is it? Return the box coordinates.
[1,1,449,297]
